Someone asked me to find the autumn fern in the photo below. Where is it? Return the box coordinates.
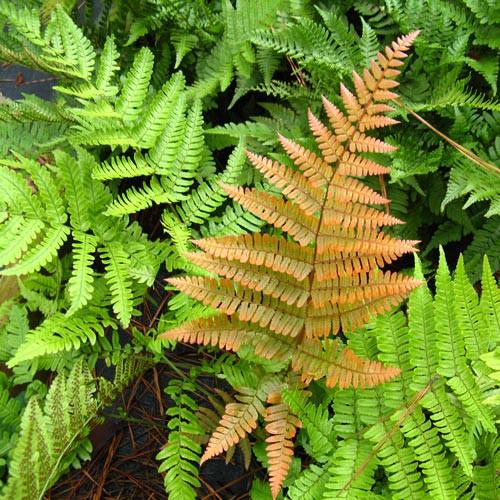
[162,32,421,497]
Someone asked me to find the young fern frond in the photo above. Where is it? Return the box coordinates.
[0,4,95,80]
[115,47,155,124]
[264,392,301,498]
[0,356,150,500]
[163,32,421,498]
[200,375,281,464]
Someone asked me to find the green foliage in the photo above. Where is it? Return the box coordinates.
[0,355,150,500]
[0,1,499,498]
[156,379,203,499]
[281,253,498,499]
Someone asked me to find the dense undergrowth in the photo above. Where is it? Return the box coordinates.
[0,1,498,499]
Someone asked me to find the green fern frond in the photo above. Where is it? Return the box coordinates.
[115,47,155,124]
[177,140,247,225]
[463,219,500,281]
[95,36,120,97]
[479,256,500,342]
[103,176,176,216]
[1,357,148,500]
[134,72,186,149]
[100,242,134,327]
[453,255,488,360]
[163,100,205,198]
[51,7,96,80]
[156,379,203,500]
[92,153,154,181]
[323,439,378,499]
[66,232,97,315]
[146,93,187,172]
[1,225,70,276]
[397,407,456,500]
[282,388,334,461]
[287,460,331,500]
[7,309,108,367]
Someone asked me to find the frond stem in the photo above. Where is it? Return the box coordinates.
[395,100,500,176]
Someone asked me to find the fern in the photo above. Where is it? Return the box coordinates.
[284,251,498,499]
[0,356,150,500]
[0,150,161,329]
[0,4,95,80]
[162,33,421,497]
[156,379,203,500]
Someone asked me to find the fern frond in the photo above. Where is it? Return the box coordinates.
[0,219,45,268]
[100,242,134,327]
[165,34,421,494]
[134,72,186,149]
[95,36,120,96]
[264,392,301,499]
[115,47,155,124]
[434,249,495,432]
[167,277,306,337]
[398,408,456,499]
[92,153,153,181]
[192,233,314,281]
[222,185,318,246]
[293,339,401,389]
[103,176,175,216]
[178,140,247,224]
[1,225,70,276]
[453,255,487,360]
[282,388,335,460]
[200,376,280,464]
[287,460,331,500]
[67,231,97,315]
[164,100,205,197]
[183,252,309,306]
[156,380,203,500]
[323,439,378,498]
[479,255,500,342]
[7,310,107,366]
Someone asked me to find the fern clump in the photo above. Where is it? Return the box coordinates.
[284,252,498,500]
[163,32,422,497]
[0,149,164,330]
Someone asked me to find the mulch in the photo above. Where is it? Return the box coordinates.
[47,359,259,500]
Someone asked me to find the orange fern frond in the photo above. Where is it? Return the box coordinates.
[245,152,323,215]
[322,201,404,229]
[184,252,310,306]
[163,32,420,496]
[166,276,306,336]
[310,271,423,307]
[221,185,318,246]
[293,339,401,389]
[192,233,314,281]
[337,151,390,177]
[162,317,296,362]
[316,227,419,257]
[264,392,301,499]
[161,316,254,351]
[200,377,282,464]
[344,31,420,127]
[278,134,332,189]
[315,252,381,280]
[327,171,390,203]
[166,30,420,374]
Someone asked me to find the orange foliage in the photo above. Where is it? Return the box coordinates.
[162,31,421,498]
